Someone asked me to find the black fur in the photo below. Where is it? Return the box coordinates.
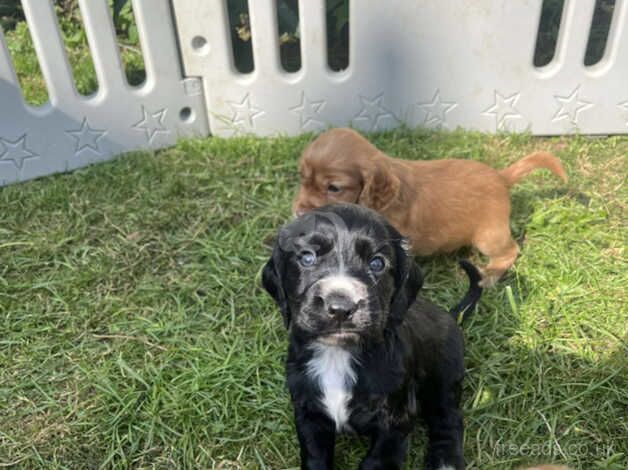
[449,259,483,323]
[262,204,481,469]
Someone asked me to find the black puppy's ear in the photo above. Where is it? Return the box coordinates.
[390,238,423,325]
[261,245,291,329]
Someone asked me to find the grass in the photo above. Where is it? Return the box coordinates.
[0,129,626,469]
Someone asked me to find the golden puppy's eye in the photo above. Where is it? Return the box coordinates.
[327,184,341,193]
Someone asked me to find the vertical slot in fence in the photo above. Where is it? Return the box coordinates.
[534,0,565,67]
[1,0,49,106]
[326,0,349,71]
[584,0,616,65]
[112,0,146,86]
[227,0,255,73]
[277,0,301,72]
[56,3,99,97]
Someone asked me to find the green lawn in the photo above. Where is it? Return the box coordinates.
[1,130,626,469]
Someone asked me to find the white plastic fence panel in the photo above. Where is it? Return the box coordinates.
[173,0,628,137]
[0,0,208,186]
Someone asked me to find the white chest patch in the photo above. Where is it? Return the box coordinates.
[306,343,357,431]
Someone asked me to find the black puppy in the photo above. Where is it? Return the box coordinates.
[262,204,481,470]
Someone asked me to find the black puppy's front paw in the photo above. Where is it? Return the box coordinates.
[424,447,464,470]
[302,458,333,470]
[359,456,402,470]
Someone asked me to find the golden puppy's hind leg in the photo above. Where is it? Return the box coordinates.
[475,232,519,287]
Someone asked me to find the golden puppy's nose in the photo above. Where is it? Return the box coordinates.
[293,204,313,217]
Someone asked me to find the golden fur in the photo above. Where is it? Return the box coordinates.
[293,128,567,286]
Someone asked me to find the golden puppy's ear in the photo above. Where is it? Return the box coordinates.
[358,159,400,211]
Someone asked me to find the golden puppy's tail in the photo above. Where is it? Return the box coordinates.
[499,151,568,187]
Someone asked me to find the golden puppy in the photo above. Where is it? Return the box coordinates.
[293,128,567,286]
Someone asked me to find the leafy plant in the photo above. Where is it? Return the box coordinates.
[224,0,350,72]
[0,0,23,30]
[111,0,138,44]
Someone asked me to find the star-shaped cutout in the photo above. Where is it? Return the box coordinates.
[482,91,522,131]
[617,101,628,127]
[0,134,38,170]
[417,89,458,127]
[552,86,592,125]
[133,106,169,143]
[353,93,396,131]
[290,92,326,130]
[226,93,264,132]
[66,118,106,155]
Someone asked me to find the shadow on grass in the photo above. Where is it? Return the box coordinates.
[330,307,625,469]
[460,341,627,469]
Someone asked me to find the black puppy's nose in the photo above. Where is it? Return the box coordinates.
[327,297,357,320]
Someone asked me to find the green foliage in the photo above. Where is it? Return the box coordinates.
[111,0,128,24]
[222,0,350,72]
[277,0,300,41]
[4,21,49,104]
[0,0,22,30]
[110,0,138,44]
[2,0,145,105]
[327,0,349,35]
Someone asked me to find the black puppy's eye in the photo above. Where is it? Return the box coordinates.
[327,184,341,193]
[368,255,386,273]
[298,250,316,267]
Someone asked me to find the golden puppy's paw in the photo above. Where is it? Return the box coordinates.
[478,269,500,288]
